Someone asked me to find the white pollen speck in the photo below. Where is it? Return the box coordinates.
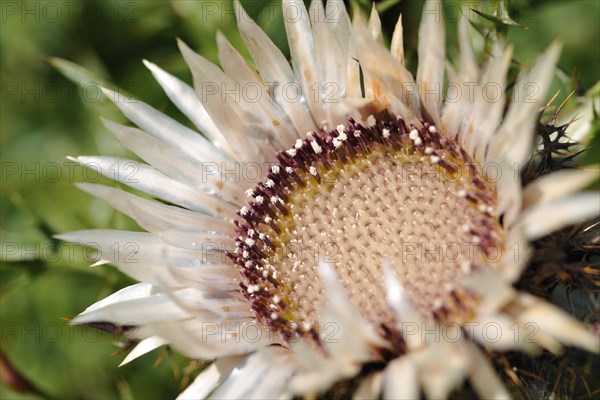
[354,130,362,137]
[486,206,494,213]
[472,235,481,244]
[424,147,434,154]
[367,115,376,127]
[286,148,297,157]
[409,129,419,140]
[240,206,249,215]
[244,261,252,268]
[382,128,390,138]
[248,229,255,237]
[265,179,275,188]
[414,137,422,146]
[433,299,443,309]
[295,139,303,149]
[242,250,249,258]
[311,141,322,154]
[245,238,255,246]
[461,224,471,233]
[457,190,467,197]
[302,322,312,332]
[430,156,440,164]
[262,270,269,278]
[271,165,280,174]
[290,261,296,272]
[273,295,281,304]
[255,195,264,204]
[306,131,314,138]
[428,125,437,133]
[247,284,259,294]
[309,166,317,176]
[336,124,345,134]
[245,189,254,198]
[333,138,343,148]
[271,196,280,203]
[285,167,293,174]
[461,262,472,273]
[265,216,272,223]
[478,204,487,212]
[290,322,299,330]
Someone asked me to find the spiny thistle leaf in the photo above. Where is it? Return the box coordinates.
[472,0,527,31]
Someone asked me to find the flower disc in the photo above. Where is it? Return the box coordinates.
[232,117,505,343]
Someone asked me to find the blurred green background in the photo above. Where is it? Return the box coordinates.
[1,0,598,399]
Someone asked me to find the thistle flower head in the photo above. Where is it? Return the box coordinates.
[58,0,599,398]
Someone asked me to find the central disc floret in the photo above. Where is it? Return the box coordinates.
[229,117,504,342]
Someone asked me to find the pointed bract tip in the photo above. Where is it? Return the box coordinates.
[141,59,155,70]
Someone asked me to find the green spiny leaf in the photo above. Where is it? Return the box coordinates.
[472,0,527,31]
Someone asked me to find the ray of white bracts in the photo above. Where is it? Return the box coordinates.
[64,269,276,360]
[353,12,422,125]
[176,346,300,400]
[463,271,599,355]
